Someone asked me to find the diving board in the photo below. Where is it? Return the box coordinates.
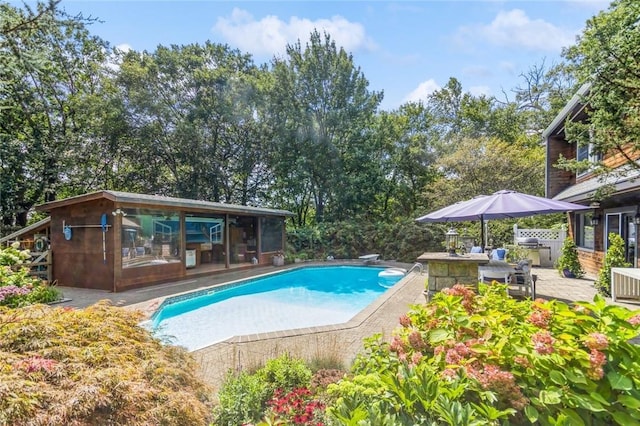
[359,254,380,264]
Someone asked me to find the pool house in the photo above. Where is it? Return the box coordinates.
[4,190,292,292]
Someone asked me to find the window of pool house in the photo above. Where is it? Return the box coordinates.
[121,210,182,268]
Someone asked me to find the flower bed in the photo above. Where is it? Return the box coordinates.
[326,284,640,425]
[0,243,60,307]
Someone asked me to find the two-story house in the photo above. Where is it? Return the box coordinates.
[543,83,640,275]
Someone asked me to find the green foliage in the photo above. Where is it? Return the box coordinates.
[212,353,313,426]
[214,370,269,426]
[556,237,585,278]
[596,233,631,297]
[0,244,60,307]
[0,301,212,425]
[563,0,640,169]
[257,354,313,397]
[326,284,640,425]
[287,219,441,262]
[1,1,112,226]
[267,30,383,225]
[427,137,545,212]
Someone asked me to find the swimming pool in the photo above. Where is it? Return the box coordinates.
[150,265,403,351]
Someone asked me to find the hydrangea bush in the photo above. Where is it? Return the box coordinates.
[326,284,640,425]
[0,243,59,307]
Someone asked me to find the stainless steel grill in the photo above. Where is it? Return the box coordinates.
[516,237,541,248]
[516,237,551,266]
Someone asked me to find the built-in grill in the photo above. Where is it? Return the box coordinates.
[516,237,552,267]
[516,237,541,248]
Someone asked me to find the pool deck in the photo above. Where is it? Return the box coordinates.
[52,262,640,391]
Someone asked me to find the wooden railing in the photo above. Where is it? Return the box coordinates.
[611,267,640,302]
[28,250,52,283]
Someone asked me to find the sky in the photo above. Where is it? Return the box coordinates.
[56,0,610,111]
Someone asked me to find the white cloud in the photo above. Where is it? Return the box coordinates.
[213,8,376,58]
[403,79,441,104]
[458,9,576,52]
[115,43,132,54]
[104,44,133,71]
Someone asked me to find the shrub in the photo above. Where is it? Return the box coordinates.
[213,370,268,426]
[213,353,313,425]
[326,284,640,425]
[0,301,212,425]
[287,219,441,262]
[262,387,325,426]
[555,236,585,278]
[0,243,60,307]
[596,233,631,297]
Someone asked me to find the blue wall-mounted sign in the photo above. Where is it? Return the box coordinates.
[63,225,72,241]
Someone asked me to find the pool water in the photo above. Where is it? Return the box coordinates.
[150,266,402,351]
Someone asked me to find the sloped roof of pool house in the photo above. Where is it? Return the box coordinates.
[29,190,293,292]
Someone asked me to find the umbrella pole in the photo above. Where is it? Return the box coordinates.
[480,216,485,253]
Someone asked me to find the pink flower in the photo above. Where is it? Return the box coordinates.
[583,332,609,351]
[628,314,640,326]
[441,368,458,380]
[399,314,412,327]
[513,355,531,369]
[466,364,528,410]
[411,352,423,366]
[532,331,555,355]
[589,348,606,368]
[408,330,427,351]
[445,348,462,365]
[527,309,552,328]
[390,336,405,353]
[586,351,606,380]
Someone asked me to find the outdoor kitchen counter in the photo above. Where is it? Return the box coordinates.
[417,252,490,291]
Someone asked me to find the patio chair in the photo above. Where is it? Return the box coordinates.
[510,259,535,299]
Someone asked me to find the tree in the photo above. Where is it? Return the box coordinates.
[370,103,439,220]
[426,136,545,209]
[266,30,383,225]
[116,42,271,204]
[0,1,110,226]
[511,60,577,133]
[562,0,640,171]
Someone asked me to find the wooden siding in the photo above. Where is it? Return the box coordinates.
[50,199,115,290]
[547,135,575,198]
[118,263,185,291]
[578,249,604,276]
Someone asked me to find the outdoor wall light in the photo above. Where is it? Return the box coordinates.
[112,208,127,217]
[634,209,640,226]
[445,227,459,256]
[589,201,601,227]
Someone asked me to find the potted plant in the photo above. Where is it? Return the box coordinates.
[556,237,584,278]
[272,251,285,266]
[595,233,631,296]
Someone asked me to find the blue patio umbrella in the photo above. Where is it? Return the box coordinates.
[416,190,590,251]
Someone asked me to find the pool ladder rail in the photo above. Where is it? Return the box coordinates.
[408,262,424,274]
